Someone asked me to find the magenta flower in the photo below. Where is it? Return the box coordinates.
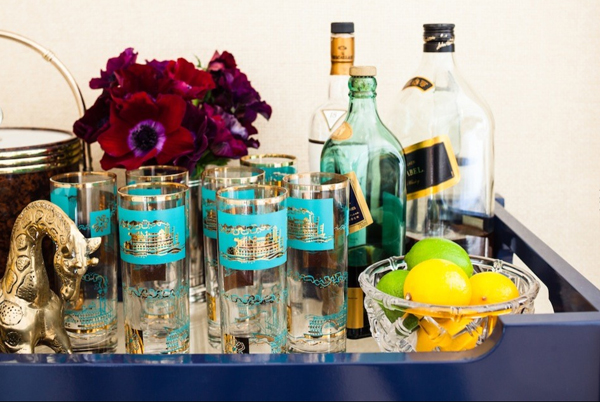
[97,92,194,170]
[165,58,215,100]
[73,48,271,179]
[73,91,111,143]
[90,48,138,90]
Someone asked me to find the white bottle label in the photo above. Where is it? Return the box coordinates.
[322,109,347,131]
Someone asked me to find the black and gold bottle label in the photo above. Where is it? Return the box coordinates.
[403,76,434,92]
[331,121,353,141]
[344,171,373,234]
[403,135,460,200]
[347,287,364,329]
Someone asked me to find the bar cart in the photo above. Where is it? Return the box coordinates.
[0,199,599,401]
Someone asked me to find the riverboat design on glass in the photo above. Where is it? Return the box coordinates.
[119,205,186,265]
[288,198,334,251]
[202,187,217,239]
[217,209,287,270]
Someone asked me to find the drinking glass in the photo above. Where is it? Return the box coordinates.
[125,165,189,185]
[49,171,118,353]
[240,154,297,185]
[118,182,190,354]
[126,165,205,304]
[283,172,349,353]
[201,166,264,349]
[217,185,288,354]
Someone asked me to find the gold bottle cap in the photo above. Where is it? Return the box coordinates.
[350,66,376,77]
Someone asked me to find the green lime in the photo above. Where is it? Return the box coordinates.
[404,237,474,278]
[376,269,409,322]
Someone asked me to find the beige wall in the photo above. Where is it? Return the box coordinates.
[1,0,599,289]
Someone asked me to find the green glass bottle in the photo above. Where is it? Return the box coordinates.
[321,66,407,339]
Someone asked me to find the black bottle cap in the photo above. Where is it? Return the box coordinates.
[331,22,354,34]
[423,23,455,53]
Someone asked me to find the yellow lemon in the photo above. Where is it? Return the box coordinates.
[403,259,472,306]
[405,237,473,277]
[469,272,520,305]
[416,317,482,352]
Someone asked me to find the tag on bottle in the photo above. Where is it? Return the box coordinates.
[403,76,434,92]
[322,109,347,131]
[344,171,373,233]
[331,121,353,141]
[403,134,461,200]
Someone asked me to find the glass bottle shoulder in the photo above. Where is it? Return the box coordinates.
[390,66,494,146]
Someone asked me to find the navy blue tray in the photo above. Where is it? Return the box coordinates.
[1,200,599,401]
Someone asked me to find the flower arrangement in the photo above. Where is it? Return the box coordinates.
[74,48,272,179]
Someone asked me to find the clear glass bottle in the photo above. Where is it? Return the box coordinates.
[308,22,355,172]
[389,24,495,256]
[321,66,406,339]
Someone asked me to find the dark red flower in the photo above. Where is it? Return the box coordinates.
[111,63,169,101]
[165,58,215,100]
[73,91,111,143]
[97,92,194,170]
[205,105,250,159]
[90,48,137,90]
[173,104,210,171]
[208,51,272,136]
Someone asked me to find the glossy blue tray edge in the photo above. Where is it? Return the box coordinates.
[1,201,599,401]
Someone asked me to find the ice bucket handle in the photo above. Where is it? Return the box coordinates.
[0,30,92,171]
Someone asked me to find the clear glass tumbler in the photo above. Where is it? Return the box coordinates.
[118,182,190,354]
[125,165,189,185]
[240,154,297,186]
[49,171,118,353]
[217,185,288,354]
[283,172,349,353]
[126,165,205,304]
[201,166,264,349]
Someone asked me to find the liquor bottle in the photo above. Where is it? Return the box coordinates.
[308,22,355,172]
[321,66,406,339]
[389,24,495,256]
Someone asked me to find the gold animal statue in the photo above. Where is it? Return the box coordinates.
[0,200,101,353]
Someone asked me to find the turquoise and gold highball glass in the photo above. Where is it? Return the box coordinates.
[50,171,119,353]
[216,184,287,354]
[118,182,190,354]
[283,172,349,353]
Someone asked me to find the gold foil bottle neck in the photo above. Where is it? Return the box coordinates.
[331,35,354,76]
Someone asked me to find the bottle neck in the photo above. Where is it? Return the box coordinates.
[328,75,349,99]
[417,52,458,73]
[330,33,354,76]
[348,76,379,119]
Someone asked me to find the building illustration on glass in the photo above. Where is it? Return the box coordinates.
[204,207,217,232]
[288,207,332,244]
[122,221,182,257]
[220,224,284,263]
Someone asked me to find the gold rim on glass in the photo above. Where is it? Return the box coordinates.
[240,154,297,168]
[50,171,117,189]
[118,182,189,202]
[283,172,349,192]
[125,165,189,183]
[202,166,265,186]
[216,184,287,207]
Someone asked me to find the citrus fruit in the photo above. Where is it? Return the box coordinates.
[469,272,520,305]
[376,269,409,322]
[403,259,472,306]
[405,237,473,277]
[416,317,482,352]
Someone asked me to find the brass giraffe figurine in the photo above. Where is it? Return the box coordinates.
[0,200,101,353]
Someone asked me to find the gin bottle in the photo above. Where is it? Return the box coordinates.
[308,22,355,172]
[321,66,406,339]
[389,24,495,256]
